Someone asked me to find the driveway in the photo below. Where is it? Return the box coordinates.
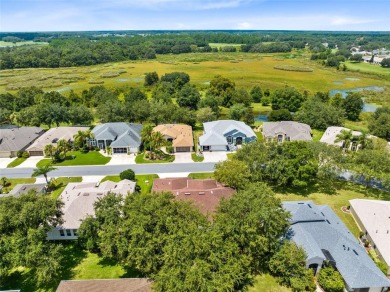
[173,152,192,163]
[106,154,136,165]
[202,152,228,163]
[16,156,44,168]
[0,158,14,169]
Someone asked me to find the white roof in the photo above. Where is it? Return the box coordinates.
[320,126,362,147]
[59,180,136,229]
[350,199,390,267]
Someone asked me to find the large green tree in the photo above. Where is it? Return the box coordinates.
[342,92,364,121]
[214,159,251,190]
[176,84,201,110]
[368,107,390,140]
[271,86,305,112]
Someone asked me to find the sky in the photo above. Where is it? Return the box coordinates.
[0,0,389,32]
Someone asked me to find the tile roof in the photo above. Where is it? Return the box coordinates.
[153,124,194,148]
[199,120,256,146]
[283,201,390,289]
[26,127,89,152]
[320,126,364,147]
[349,199,390,268]
[262,121,312,141]
[56,278,151,292]
[6,183,46,197]
[58,180,136,229]
[92,123,142,147]
[152,178,234,215]
[0,126,43,152]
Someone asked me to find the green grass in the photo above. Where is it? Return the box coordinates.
[311,129,324,142]
[0,177,36,193]
[50,177,83,199]
[344,61,390,76]
[135,153,175,164]
[0,40,49,47]
[249,273,291,292]
[1,52,388,94]
[188,172,214,179]
[101,174,159,195]
[36,151,111,167]
[192,153,204,162]
[209,43,243,48]
[7,157,27,168]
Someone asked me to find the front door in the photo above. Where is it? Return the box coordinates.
[236,137,243,145]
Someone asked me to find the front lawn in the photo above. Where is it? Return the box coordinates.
[50,177,83,199]
[191,153,204,162]
[101,174,159,194]
[135,152,175,164]
[7,157,27,168]
[0,177,36,193]
[36,151,111,167]
[188,172,214,179]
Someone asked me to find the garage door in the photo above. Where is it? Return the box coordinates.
[0,151,10,158]
[113,147,127,154]
[175,147,191,152]
[129,147,138,153]
[29,151,44,156]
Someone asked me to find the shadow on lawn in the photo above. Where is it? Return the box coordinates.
[98,257,144,278]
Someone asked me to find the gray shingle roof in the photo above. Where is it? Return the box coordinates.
[262,121,312,141]
[92,123,142,147]
[199,120,256,146]
[0,126,43,152]
[283,201,390,289]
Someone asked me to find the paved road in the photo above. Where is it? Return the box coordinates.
[0,163,217,178]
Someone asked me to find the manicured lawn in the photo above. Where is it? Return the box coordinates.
[135,153,175,164]
[311,129,324,142]
[36,151,111,167]
[249,273,291,292]
[7,157,27,168]
[192,153,204,162]
[50,177,83,199]
[0,177,36,193]
[101,174,159,195]
[188,172,214,179]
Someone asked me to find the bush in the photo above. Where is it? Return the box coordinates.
[166,146,174,154]
[16,151,23,158]
[94,146,100,151]
[317,266,344,292]
[22,151,30,158]
[120,169,135,181]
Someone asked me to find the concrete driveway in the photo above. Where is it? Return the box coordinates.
[16,156,44,168]
[202,152,228,163]
[0,158,15,169]
[106,154,136,165]
[173,152,193,163]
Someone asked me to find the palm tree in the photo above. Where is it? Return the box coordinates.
[73,130,93,149]
[1,177,7,188]
[334,129,353,151]
[357,131,371,150]
[150,131,166,153]
[141,124,154,151]
[44,144,56,161]
[57,139,71,158]
[32,165,57,184]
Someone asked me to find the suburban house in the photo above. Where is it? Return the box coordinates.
[152,177,234,215]
[56,278,151,292]
[47,180,136,240]
[0,125,44,158]
[320,126,366,151]
[349,199,390,276]
[198,120,256,152]
[89,122,143,154]
[262,121,312,142]
[283,201,390,292]
[27,126,89,156]
[0,183,47,198]
[153,124,194,152]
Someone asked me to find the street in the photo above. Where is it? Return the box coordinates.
[0,162,217,178]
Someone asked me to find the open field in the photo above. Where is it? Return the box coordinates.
[344,61,390,76]
[0,40,49,47]
[1,52,388,94]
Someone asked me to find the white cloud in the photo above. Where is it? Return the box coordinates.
[236,22,252,29]
[330,17,375,26]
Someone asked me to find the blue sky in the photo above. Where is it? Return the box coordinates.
[1,0,389,32]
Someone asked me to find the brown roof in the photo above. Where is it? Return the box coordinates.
[152,178,234,215]
[56,278,151,292]
[153,124,194,148]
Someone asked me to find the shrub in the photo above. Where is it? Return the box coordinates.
[166,146,174,154]
[120,169,135,181]
[317,266,344,292]
[94,146,100,151]
[16,151,23,158]
[22,151,30,158]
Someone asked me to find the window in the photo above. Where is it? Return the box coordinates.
[59,229,65,236]
[277,135,283,142]
[73,229,78,236]
[285,136,290,141]
[66,229,72,236]
[226,136,232,143]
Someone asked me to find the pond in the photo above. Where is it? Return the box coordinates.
[255,115,268,122]
[329,86,384,112]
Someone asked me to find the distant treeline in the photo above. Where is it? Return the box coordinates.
[1,31,389,69]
